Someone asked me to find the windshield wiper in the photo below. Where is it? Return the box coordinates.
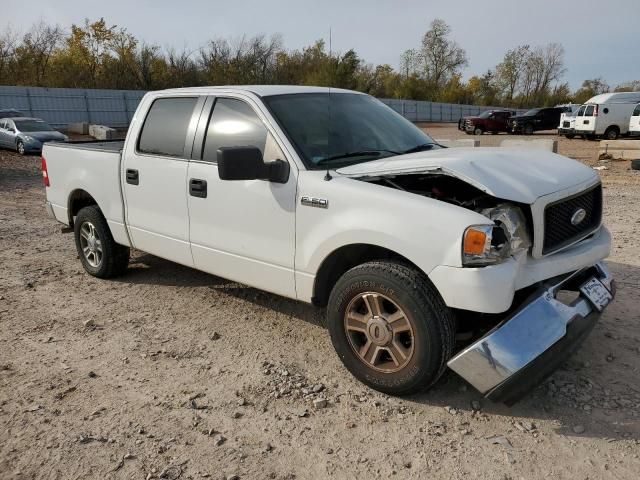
[402,143,437,154]
[316,149,399,166]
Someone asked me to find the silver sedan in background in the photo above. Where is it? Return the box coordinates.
[0,117,68,155]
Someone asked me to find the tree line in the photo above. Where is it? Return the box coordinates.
[0,18,637,108]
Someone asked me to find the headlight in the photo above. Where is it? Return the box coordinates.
[462,224,510,266]
[23,135,34,142]
[462,205,531,267]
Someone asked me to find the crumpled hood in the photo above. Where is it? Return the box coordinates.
[335,147,598,204]
[23,131,66,142]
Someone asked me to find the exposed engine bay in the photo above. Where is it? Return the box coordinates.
[362,173,498,211]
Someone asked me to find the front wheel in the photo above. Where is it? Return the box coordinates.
[327,261,455,395]
[524,124,534,135]
[74,205,130,278]
[473,127,484,135]
[16,140,25,155]
[565,134,575,139]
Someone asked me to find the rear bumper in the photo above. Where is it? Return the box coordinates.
[45,201,55,219]
[447,262,615,405]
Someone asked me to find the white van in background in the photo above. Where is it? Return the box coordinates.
[557,104,582,138]
[629,103,640,137]
[575,92,640,140]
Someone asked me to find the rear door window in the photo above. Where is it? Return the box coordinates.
[138,97,198,157]
[584,105,595,116]
[201,98,268,162]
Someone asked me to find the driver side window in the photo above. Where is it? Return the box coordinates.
[202,98,273,163]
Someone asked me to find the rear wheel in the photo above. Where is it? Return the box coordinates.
[327,261,455,395]
[631,159,640,171]
[74,205,129,278]
[16,140,25,155]
[604,127,619,140]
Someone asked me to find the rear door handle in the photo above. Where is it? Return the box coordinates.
[189,178,207,198]
[126,169,139,185]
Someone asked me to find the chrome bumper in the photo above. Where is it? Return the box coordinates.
[447,262,614,402]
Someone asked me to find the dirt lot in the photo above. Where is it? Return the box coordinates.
[1,126,639,480]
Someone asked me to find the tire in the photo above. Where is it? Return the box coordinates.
[16,140,25,155]
[565,134,575,139]
[74,205,129,278]
[473,127,484,136]
[326,261,455,396]
[604,127,619,140]
[632,159,640,171]
[524,124,534,135]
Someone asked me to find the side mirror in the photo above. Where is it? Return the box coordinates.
[217,146,289,184]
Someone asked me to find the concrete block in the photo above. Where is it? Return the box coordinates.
[599,140,640,160]
[500,138,558,153]
[67,122,89,135]
[435,138,480,148]
[88,124,116,140]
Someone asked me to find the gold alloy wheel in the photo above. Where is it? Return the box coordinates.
[344,292,415,373]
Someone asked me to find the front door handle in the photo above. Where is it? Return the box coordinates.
[189,178,207,198]
[126,169,139,185]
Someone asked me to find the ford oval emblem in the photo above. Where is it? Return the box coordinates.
[571,208,587,226]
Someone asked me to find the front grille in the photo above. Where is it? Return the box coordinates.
[563,121,570,128]
[543,184,602,254]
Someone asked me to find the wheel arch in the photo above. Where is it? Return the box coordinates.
[311,243,423,307]
[67,189,100,227]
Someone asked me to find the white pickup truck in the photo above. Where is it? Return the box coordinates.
[43,86,615,404]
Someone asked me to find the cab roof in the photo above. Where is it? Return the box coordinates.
[155,85,363,97]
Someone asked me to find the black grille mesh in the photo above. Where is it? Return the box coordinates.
[543,185,602,254]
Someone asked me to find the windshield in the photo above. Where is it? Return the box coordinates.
[263,93,437,169]
[15,120,54,132]
[523,108,541,116]
[478,110,493,119]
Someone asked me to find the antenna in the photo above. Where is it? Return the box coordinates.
[325,26,333,181]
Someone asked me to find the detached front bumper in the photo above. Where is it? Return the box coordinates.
[447,262,615,405]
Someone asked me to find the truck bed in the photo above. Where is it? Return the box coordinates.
[43,141,127,244]
[54,140,125,153]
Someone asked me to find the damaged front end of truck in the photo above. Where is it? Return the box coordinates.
[336,148,615,404]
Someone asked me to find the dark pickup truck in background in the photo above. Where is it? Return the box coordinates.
[510,107,569,135]
[458,110,517,135]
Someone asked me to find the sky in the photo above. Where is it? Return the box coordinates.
[4,0,640,89]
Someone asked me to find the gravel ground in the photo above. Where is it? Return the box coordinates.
[1,126,639,480]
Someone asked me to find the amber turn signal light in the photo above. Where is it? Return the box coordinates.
[463,228,488,256]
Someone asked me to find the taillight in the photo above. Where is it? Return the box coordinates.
[594,105,599,117]
[41,156,50,187]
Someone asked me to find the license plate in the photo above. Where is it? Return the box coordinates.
[580,278,612,312]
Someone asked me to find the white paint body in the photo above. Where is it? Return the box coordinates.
[43,86,611,316]
[629,103,640,137]
[575,92,640,137]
